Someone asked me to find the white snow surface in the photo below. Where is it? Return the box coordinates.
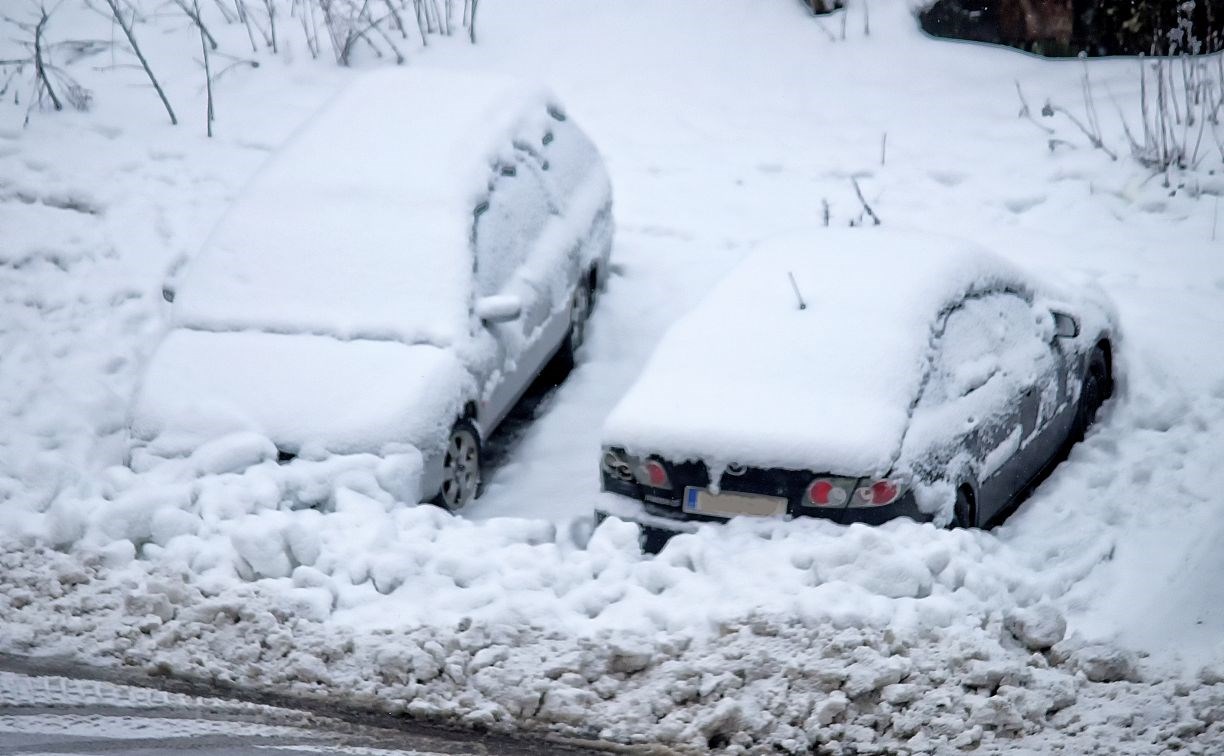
[2,0,1224,753]
[173,67,557,347]
[129,329,471,459]
[601,228,1082,475]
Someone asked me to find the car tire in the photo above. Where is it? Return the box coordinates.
[553,280,593,375]
[432,420,482,511]
[1072,350,1109,443]
[953,485,977,529]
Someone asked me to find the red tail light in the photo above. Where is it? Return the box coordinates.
[870,479,900,504]
[807,478,849,507]
[642,459,669,488]
[851,478,904,507]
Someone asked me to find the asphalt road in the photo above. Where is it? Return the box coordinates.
[0,655,615,756]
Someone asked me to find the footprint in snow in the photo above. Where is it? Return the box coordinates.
[1004,196,1046,214]
[928,170,967,187]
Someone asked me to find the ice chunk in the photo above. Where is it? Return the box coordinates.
[1005,604,1067,651]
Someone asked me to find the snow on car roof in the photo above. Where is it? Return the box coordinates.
[172,67,559,346]
[601,228,1037,476]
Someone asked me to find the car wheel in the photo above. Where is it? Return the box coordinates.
[568,282,592,355]
[434,420,482,511]
[552,282,593,376]
[1072,352,1108,443]
[953,485,977,529]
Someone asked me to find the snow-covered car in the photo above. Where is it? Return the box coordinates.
[130,68,613,509]
[596,229,1115,550]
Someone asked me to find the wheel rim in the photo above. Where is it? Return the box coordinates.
[570,286,590,352]
[441,429,480,509]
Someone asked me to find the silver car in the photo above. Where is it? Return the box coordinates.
[130,68,613,509]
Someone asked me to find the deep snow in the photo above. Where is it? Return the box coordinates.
[2,0,1224,752]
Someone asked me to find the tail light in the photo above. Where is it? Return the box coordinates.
[601,448,672,489]
[640,459,670,488]
[806,478,851,507]
[601,449,634,482]
[849,478,905,507]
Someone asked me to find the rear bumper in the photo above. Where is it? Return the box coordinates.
[595,492,699,533]
[594,489,934,552]
[593,493,695,554]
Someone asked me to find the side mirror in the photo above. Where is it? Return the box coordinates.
[475,295,522,324]
[1052,310,1080,339]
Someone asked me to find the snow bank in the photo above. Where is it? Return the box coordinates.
[4,538,1223,754]
[6,458,1060,635]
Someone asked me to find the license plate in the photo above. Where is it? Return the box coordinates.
[683,487,787,519]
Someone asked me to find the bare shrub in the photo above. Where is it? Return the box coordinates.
[1024,4,1223,182]
[0,3,95,121]
[3,0,476,134]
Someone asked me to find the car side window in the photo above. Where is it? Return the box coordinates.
[921,293,1048,406]
[473,158,554,297]
[538,117,599,208]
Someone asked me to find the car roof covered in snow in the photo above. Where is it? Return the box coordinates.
[171,67,560,347]
[601,228,1045,476]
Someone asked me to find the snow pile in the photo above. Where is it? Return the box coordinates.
[4,540,1224,753]
[5,453,1094,632]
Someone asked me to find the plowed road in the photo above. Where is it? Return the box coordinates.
[0,656,609,755]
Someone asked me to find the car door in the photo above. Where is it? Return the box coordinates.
[912,292,1058,523]
[472,153,561,430]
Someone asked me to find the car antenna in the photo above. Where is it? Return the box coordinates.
[787,271,807,311]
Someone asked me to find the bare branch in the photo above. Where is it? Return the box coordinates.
[174,0,218,50]
[102,0,177,125]
[233,0,260,53]
[382,0,407,39]
[1044,98,1118,160]
[210,0,236,23]
[263,0,277,53]
[1015,80,1054,135]
[194,0,214,137]
[412,0,428,45]
[851,177,881,226]
[33,9,63,111]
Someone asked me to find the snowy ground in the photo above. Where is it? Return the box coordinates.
[2,0,1224,752]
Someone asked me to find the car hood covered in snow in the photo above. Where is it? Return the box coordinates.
[170,67,562,348]
[601,228,1039,476]
[130,329,475,459]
